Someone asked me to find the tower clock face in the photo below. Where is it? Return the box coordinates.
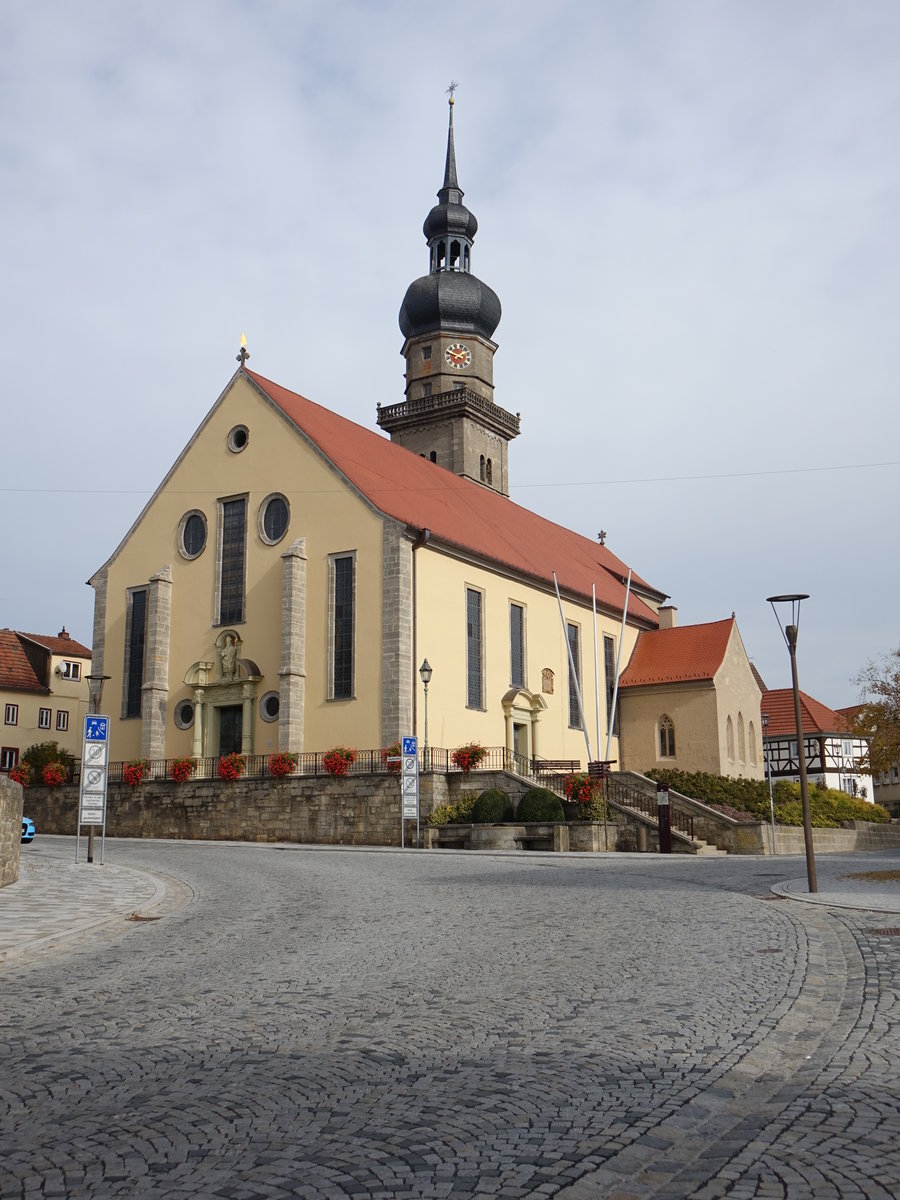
[445,342,471,369]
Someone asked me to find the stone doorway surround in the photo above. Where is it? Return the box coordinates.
[183,631,262,758]
[501,687,547,766]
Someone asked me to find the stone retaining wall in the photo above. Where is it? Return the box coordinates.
[23,774,418,847]
[1,775,24,887]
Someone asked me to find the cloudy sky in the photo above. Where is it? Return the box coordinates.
[3,1,898,705]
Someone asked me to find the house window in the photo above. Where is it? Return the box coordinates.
[659,715,676,757]
[422,382,433,397]
[329,553,355,700]
[218,497,247,624]
[60,660,81,681]
[466,587,484,709]
[567,622,582,729]
[510,603,525,688]
[422,346,432,361]
[893,766,899,784]
[4,704,18,726]
[603,634,618,735]
[123,587,148,719]
[1,747,18,770]
[38,707,51,730]
[56,710,69,732]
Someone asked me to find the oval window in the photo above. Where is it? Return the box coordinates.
[174,700,195,729]
[227,425,249,453]
[259,494,289,545]
[179,511,207,560]
[259,691,280,722]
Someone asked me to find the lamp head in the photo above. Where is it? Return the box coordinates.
[419,658,433,686]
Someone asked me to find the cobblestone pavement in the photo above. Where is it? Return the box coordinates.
[2,839,900,1198]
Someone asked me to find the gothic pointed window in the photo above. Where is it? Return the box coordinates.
[480,455,485,481]
[659,715,675,758]
[738,712,746,763]
[486,459,493,485]
[726,715,735,761]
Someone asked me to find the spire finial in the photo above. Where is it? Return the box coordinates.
[447,80,458,105]
[441,83,461,200]
[236,332,250,367]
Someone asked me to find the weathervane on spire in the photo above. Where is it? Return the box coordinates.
[236,332,250,367]
[447,80,458,105]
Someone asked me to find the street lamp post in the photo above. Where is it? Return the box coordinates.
[766,594,817,893]
[418,659,432,772]
[761,711,776,855]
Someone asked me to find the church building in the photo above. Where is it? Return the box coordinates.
[89,98,669,769]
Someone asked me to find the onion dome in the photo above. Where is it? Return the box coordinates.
[399,93,501,342]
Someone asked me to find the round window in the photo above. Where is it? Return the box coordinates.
[259,494,290,545]
[227,425,249,453]
[178,511,207,560]
[174,700,195,729]
[260,691,280,722]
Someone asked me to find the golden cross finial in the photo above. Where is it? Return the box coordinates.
[447,80,458,105]
[236,332,250,366]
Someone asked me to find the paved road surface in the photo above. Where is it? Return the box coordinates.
[2,837,900,1198]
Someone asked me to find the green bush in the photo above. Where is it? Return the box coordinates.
[428,792,479,826]
[22,741,74,772]
[470,788,514,824]
[646,768,888,828]
[516,788,565,822]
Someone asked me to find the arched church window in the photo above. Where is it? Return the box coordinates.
[480,455,485,481]
[726,715,735,760]
[659,715,675,758]
[430,451,437,463]
[749,720,757,765]
[738,712,746,763]
[486,459,493,485]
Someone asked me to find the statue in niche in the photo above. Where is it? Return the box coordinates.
[221,635,238,681]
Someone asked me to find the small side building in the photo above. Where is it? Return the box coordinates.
[617,612,764,779]
[0,628,92,771]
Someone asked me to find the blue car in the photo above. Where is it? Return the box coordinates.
[21,817,35,844]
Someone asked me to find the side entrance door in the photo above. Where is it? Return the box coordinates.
[218,705,243,756]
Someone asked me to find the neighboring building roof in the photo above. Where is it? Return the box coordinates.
[17,629,92,658]
[761,689,850,737]
[246,370,662,625]
[617,617,737,688]
[0,630,48,694]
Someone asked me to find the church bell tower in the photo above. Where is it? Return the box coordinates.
[376,90,520,496]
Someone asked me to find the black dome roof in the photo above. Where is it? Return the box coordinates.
[423,200,478,242]
[399,271,501,341]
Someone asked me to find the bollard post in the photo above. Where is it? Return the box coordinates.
[656,782,672,854]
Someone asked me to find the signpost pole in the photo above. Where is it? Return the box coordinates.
[400,735,419,848]
[77,715,110,865]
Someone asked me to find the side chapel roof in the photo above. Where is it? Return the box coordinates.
[245,370,662,625]
[761,689,850,738]
[618,617,738,688]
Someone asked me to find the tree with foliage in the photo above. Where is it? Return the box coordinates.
[849,648,900,775]
[21,741,74,772]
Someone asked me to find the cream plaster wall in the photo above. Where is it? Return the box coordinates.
[414,547,638,764]
[713,627,764,780]
[618,684,720,776]
[98,375,387,761]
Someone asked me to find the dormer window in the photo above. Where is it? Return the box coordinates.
[60,661,81,681]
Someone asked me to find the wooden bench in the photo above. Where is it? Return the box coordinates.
[532,759,580,774]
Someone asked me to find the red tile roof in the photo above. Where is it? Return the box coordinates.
[761,689,849,737]
[246,370,661,625]
[618,618,736,688]
[0,630,48,694]
[18,631,92,658]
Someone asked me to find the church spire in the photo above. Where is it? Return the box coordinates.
[438,82,463,207]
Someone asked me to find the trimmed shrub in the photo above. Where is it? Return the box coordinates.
[470,788,514,824]
[516,788,565,822]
